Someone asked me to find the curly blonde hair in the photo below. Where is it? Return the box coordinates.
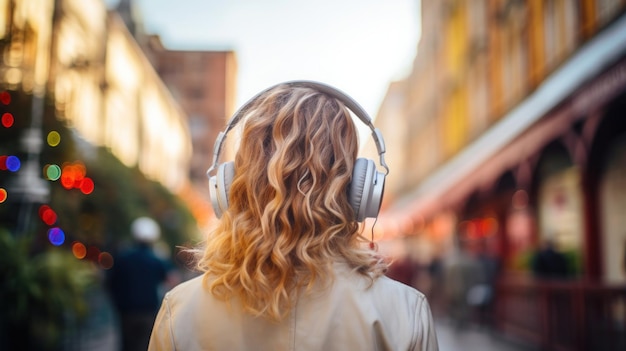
[196,84,387,321]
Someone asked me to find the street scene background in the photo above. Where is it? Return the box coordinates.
[1,1,626,350]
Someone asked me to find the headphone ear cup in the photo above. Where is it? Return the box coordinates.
[349,158,374,222]
[209,161,235,218]
[364,170,385,219]
[349,158,386,222]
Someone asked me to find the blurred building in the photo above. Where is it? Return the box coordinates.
[372,1,626,350]
[146,41,237,189]
[0,0,192,203]
[1,0,202,263]
[115,0,237,228]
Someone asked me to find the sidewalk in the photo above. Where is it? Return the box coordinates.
[435,319,536,351]
[61,285,120,351]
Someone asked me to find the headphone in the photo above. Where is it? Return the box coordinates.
[206,80,389,222]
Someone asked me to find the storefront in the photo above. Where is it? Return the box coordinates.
[384,13,626,350]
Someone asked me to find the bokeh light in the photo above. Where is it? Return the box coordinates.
[480,217,498,237]
[6,156,20,172]
[0,155,6,170]
[80,177,95,194]
[73,163,86,186]
[61,161,87,190]
[60,171,74,188]
[47,227,65,246]
[47,131,61,147]
[44,164,62,181]
[72,241,87,259]
[38,204,51,217]
[86,245,101,261]
[0,91,10,105]
[0,188,6,203]
[98,252,114,269]
[1,112,13,128]
[39,205,58,226]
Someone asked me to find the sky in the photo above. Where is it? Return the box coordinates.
[104,0,421,122]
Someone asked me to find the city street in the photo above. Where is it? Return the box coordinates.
[435,319,535,351]
[2,1,626,350]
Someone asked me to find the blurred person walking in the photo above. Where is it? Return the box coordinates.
[148,81,439,350]
[531,239,569,279]
[109,216,177,351]
[442,238,486,330]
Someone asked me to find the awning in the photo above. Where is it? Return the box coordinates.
[389,13,626,221]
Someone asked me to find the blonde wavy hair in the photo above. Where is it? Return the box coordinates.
[196,84,387,321]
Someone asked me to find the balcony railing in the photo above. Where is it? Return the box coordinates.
[496,277,626,351]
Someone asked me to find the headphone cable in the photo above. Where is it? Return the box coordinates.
[369,217,379,251]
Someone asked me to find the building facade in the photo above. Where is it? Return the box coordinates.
[373,0,626,349]
[146,40,237,192]
[115,0,238,227]
[0,0,192,193]
[0,0,193,241]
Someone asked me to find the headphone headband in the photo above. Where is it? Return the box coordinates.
[207,80,388,176]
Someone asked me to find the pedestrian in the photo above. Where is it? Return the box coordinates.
[148,81,439,350]
[109,216,177,351]
[442,237,486,329]
[531,239,569,279]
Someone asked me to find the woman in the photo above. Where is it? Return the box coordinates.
[148,82,439,350]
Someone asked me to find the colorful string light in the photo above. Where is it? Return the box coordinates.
[71,241,87,259]
[1,112,13,128]
[43,164,62,181]
[47,227,65,246]
[5,156,20,172]
[39,205,58,226]
[47,131,60,147]
[0,91,10,105]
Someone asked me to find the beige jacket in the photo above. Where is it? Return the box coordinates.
[149,263,439,351]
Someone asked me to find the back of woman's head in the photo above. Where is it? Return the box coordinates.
[233,84,359,233]
[197,84,385,321]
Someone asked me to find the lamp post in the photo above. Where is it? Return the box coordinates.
[8,92,50,236]
[4,1,61,236]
